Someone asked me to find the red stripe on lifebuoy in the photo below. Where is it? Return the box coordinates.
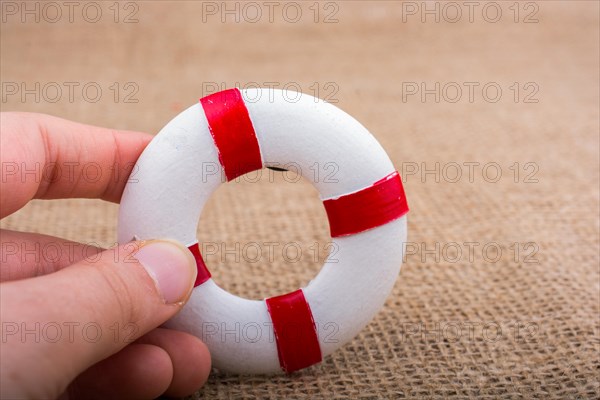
[200,88,262,181]
[324,171,409,237]
[188,243,211,287]
[266,289,322,373]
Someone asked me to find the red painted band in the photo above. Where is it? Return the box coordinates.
[188,243,212,287]
[266,289,322,373]
[323,171,409,237]
[200,88,262,181]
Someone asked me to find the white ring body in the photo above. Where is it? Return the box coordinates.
[118,89,407,374]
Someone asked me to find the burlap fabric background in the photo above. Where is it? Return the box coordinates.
[1,1,598,398]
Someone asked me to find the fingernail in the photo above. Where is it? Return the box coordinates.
[134,240,197,304]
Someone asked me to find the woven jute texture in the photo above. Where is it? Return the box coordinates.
[1,2,598,399]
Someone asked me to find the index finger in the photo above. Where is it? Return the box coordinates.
[0,112,152,218]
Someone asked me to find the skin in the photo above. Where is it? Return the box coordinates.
[0,112,211,399]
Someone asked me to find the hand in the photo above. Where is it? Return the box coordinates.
[0,113,211,399]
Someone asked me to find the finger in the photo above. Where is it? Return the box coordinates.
[68,328,211,399]
[66,344,173,400]
[0,229,102,282]
[0,239,197,399]
[136,328,211,397]
[0,112,152,218]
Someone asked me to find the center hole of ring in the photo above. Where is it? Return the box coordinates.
[197,167,331,300]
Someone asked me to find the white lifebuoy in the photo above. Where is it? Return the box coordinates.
[118,88,409,374]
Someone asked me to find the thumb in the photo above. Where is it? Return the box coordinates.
[0,239,197,399]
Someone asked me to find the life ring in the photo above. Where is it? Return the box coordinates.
[118,88,409,374]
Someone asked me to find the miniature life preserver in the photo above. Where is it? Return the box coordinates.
[118,88,409,374]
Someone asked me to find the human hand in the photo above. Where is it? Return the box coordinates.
[0,112,211,399]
